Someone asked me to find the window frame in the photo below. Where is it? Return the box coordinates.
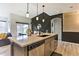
[0,20,7,33]
[16,22,29,36]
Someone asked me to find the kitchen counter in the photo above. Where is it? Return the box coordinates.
[9,33,58,56]
[9,33,56,47]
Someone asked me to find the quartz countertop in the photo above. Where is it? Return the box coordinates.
[8,33,57,47]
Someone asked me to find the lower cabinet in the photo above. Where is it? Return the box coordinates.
[44,37,55,56]
[10,35,58,56]
[28,41,45,56]
[28,35,58,56]
[50,35,58,53]
[12,43,28,56]
[44,38,51,56]
[50,37,55,53]
[54,35,58,50]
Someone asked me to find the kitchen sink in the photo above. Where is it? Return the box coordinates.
[38,35,49,37]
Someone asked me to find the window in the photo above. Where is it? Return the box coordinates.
[0,21,7,33]
[16,22,29,36]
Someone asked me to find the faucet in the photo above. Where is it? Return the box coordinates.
[38,29,41,36]
[37,24,41,36]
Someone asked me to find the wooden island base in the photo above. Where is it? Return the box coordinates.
[9,33,58,56]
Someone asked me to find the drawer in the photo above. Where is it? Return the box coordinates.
[28,40,44,51]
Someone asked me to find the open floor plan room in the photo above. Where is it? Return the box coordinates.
[0,3,79,56]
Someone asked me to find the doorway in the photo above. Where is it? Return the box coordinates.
[51,17,62,42]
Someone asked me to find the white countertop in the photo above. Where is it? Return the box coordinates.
[8,33,57,47]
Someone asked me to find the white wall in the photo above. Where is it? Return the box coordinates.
[0,4,11,18]
[10,13,31,37]
[0,4,11,33]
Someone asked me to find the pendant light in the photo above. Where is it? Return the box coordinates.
[26,3,29,18]
[36,3,39,20]
[42,5,45,22]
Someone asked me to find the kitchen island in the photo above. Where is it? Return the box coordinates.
[9,33,58,56]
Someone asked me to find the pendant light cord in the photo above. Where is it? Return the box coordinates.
[42,5,45,19]
[37,3,38,16]
[27,3,29,13]
[26,3,29,17]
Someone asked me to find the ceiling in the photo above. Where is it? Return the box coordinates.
[1,3,79,18]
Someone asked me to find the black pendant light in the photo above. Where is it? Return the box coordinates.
[26,3,29,17]
[42,5,45,22]
[36,3,39,20]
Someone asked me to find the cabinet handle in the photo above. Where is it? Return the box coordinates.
[28,40,44,51]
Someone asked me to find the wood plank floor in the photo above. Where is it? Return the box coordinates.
[0,41,79,56]
[55,41,79,56]
[0,45,11,56]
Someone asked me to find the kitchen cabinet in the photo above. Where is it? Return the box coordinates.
[44,35,58,56]
[50,37,55,52]
[44,38,51,56]
[28,40,44,56]
[54,35,58,50]
[9,33,58,56]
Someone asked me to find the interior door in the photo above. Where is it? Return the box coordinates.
[51,18,62,41]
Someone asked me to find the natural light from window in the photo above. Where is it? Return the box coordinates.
[17,23,29,36]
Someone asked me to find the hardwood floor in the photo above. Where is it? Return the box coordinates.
[0,41,79,56]
[55,41,79,56]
